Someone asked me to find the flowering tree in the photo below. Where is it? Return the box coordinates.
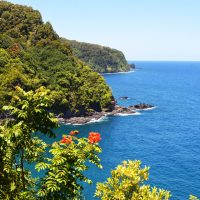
[36,133,102,199]
[0,87,102,199]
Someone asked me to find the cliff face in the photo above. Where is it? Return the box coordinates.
[67,40,130,73]
[0,1,114,117]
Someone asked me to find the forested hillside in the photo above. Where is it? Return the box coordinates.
[67,39,131,73]
[0,1,114,117]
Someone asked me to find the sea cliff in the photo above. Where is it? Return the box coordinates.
[66,39,131,73]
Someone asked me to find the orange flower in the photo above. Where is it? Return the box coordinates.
[61,136,72,144]
[70,130,79,136]
[88,132,101,144]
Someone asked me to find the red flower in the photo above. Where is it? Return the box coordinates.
[61,136,72,144]
[70,130,79,136]
[88,132,101,144]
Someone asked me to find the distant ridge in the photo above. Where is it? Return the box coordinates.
[65,39,131,73]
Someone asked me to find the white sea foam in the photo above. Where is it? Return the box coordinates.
[87,116,108,123]
[114,112,141,116]
[136,106,157,111]
[70,116,108,126]
[62,106,156,125]
[63,122,71,125]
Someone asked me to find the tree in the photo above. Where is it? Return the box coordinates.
[0,86,102,199]
[95,160,171,200]
[190,196,200,200]
[36,132,102,199]
[0,86,58,199]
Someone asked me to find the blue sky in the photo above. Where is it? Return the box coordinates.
[8,0,200,61]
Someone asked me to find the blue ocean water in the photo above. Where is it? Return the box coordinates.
[56,61,200,199]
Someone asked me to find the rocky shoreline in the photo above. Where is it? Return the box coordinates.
[58,103,154,125]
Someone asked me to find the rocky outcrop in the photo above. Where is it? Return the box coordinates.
[1,103,154,125]
[130,103,154,110]
[58,103,154,125]
[119,96,129,100]
[129,63,135,69]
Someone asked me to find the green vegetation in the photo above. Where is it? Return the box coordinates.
[95,160,171,200]
[0,86,102,199]
[0,2,199,200]
[190,196,200,200]
[0,87,198,199]
[0,1,114,117]
[67,39,130,73]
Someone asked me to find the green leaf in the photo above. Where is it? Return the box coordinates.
[10,182,16,192]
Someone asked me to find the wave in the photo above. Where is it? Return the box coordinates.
[71,116,108,126]
[62,107,156,125]
[114,112,141,116]
[136,106,157,111]
[87,116,108,124]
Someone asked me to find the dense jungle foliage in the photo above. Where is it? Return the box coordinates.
[67,39,131,73]
[0,1,114,117]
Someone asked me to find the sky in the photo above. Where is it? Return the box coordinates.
[7,0,200,61]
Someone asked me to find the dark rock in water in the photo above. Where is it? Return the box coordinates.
[129,63,135,69]
[133,103,153,109]
[108,100,116,111]
[58,111,107,125]
[119,96,129,100]
[110,105,136,115]
[63,117,92,124]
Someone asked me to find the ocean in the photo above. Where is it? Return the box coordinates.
[55,61,200,199]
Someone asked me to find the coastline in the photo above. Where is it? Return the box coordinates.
[102,69,135,75]
[57,103,154,125]
[0,103,153,126]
